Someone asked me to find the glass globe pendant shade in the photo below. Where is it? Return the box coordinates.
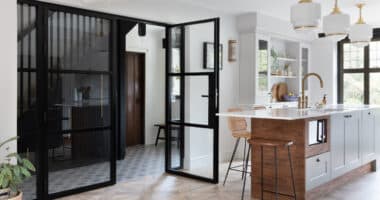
[291,0,322,31]
[323,0,350,42]
[349,3,373,47]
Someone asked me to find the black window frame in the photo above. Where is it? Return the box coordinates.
[338,28,380,104]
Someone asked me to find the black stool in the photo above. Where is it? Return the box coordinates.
[154,124,166,146]
[250,138,297,200]
[154,124,180,147]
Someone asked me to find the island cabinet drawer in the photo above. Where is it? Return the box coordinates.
[306,152,331,191]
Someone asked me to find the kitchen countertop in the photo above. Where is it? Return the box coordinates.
[217,104,379,120]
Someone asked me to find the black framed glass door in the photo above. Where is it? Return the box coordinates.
[165,19,220,183]
[45,8,114,198]
[17,1,116,199]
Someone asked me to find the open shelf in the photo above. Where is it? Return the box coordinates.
[271,75,297,79]
[277,57,297,62]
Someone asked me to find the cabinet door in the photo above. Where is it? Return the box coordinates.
[345,112,361,171]
[331,113,347,178]
[361,110,377,164]
[306,152,331,190]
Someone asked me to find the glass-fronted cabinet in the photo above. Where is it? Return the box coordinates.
[257,40,269,95]
[255,37,270,104]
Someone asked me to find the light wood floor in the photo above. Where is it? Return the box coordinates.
[59,162,380,200]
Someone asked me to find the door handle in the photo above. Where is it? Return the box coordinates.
[201,95,209,98]
[344,115,352,118]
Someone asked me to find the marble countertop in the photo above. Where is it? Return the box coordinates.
[217,104,379,120]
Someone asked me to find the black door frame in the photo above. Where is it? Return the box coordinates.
[18,0,168,199]
[18,0,220,199]
[165,18,220,183]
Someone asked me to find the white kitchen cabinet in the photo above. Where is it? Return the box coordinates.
[330,113,346,178]
[306,152,331,190]
[361,109,377,164]
[330,111,361,179]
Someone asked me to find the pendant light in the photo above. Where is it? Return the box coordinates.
[291,0,322,31]
[323,0,350,42]
[349,3,373,48]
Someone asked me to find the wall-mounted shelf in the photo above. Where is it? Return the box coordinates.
[271,75,297,79]
[277,57,297,62]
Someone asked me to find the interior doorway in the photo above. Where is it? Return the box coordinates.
[125,52,145,146]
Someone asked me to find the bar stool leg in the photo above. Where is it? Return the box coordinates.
[155,127,162,146]
[274,147,279,200]
[241,144,251,200]
[223,138,241,186]
[242,139,247,179]
[288,146,297,200]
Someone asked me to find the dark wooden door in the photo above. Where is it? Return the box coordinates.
[125,52,145,146]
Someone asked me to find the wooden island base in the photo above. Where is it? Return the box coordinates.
[249,117,377,200]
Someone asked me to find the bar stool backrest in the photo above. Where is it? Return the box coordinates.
[227,106,266,136]
[227,108,247,133]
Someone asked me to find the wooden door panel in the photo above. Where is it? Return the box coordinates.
[125,52,145,146]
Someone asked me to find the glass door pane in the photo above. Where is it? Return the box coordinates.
[166,19,219,182]
[46,10,113,195]
[17,3,38,200]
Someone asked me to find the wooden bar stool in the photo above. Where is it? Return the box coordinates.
[223,107,264,200]
[249,138,297,200]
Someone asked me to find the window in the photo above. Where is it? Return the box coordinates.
[338,30,380,105]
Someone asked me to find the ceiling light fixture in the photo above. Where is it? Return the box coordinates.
[323,0,350,42]
[291,0,322,31]
[349,3,373,48]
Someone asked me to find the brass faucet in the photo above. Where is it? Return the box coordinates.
[298,73,324,109]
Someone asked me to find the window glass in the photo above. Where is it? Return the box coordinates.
[370,73,380,105]
[343,73,364,104]
[343,43,364,69]
[370,41,380,69]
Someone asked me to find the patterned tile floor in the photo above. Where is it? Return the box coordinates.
[22,143,172,200]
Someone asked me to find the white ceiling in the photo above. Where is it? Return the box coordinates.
[40,0,380,26]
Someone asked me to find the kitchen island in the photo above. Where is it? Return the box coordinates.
[218,105,380,200]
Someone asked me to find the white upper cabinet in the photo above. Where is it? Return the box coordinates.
[236,12,312,105]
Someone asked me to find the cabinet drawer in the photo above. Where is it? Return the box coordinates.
[306,152,331,191]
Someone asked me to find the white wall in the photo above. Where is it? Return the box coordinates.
[309,38,338,105]
[0,0,17,161]
[126,25,166,145]
[218,16,241,162]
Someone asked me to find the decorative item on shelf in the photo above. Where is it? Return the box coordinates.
[323,0,350,42]
[0,137,36,200]
[277,82,288,101]
[349,3,373,48]
[203,42,223,70]
[271,83,279,102]
[271,48,280,73]
[228,40,237,62]
[291,0,322,32]
[284,92,299,102]
[284,64,291,76]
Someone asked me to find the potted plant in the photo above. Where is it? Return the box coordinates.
[0,137,35,200]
